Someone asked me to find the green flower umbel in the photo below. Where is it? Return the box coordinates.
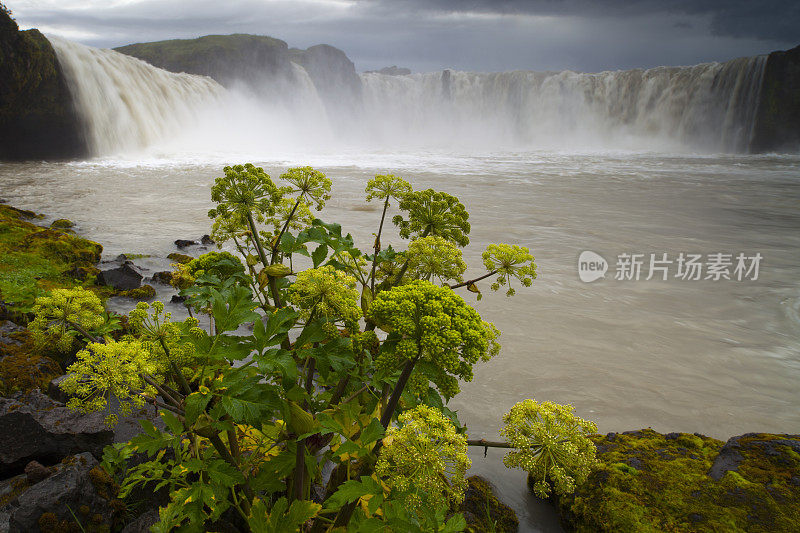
[368,280,498,398]
[375,405,470,511]
[393,189,471,247]
[500,399,598,498]
[289,265,362,334]
[29,287,106,353]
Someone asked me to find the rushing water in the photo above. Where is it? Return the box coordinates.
[2,151,799,531]
[4,38,796,531]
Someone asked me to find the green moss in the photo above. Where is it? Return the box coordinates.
[557,430,800,532]
[458,475,519,532]
[118,284,156,300]
[167,252,194,264]
[50,218,74,229]
[0,204,104,314]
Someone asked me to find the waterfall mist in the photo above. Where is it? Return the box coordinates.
[49,37,768,159]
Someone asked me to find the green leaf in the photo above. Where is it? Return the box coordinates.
[360,417,385,446]
[441,513,468,533]
[184,391,212,424]
[294,318,327,349]
[325,477,379,509]
[311,244,328,267]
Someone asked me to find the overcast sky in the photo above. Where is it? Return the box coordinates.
[5,0,799,73]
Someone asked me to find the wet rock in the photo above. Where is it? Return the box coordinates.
[97,262,142,291]
[167,252,193,264]
[458,476,518,532]
[201,234,215,245]
[0,390,112,477]
[49,219,73,229]
[4,453,115,533]
[46,374,70,403]
[150,271,173,285]
[121,508,159,533]
[23,461,50,484]
[556,429,800,532]
[174,239,197,249]
[171,295,186,304]
[118,284,156,301]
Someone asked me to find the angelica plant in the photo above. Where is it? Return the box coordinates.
[42,163,599,533]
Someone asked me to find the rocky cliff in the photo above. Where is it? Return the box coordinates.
[751,44,800,153]
[116,34,363,109]
[0,6,85,160]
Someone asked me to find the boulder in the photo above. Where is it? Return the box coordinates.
[201,234,215,246]
[556,429,800,532]
[174,239,197,249]
[3,452,116,533]
[0,390,113,477]
[97,262,142,291]
[167,252,193,265]
[150,271,173,285]
[458,476,518,532]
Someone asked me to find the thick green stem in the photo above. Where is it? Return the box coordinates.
[65,319,102,344]
[271,197,302,264]
[208,433,253,515]
[246,211,282,307]
[369,197,390,294]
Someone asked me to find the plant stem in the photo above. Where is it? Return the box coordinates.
[449,270,498,290]
[369,197,390,294]
[332,351,420,527]
[159,337,192,395]
[65,319,101,344]
[271,197,302,263]
[208,433,253,515]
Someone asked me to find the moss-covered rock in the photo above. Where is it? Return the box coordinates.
[458,476,519,532]
[0,349,62,396]
[118,284,156,301]
[166,252,194,264]
[50,219,74,229]
[556,429,800,532]
[0,5,86,160]
[0,204,103,315]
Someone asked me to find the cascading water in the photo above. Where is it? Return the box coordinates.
[48,35,768,156]
[359,55,767,152]
[49,37,224,156]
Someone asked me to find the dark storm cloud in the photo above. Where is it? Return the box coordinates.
[388,0,800,42]
[5,0,798,73]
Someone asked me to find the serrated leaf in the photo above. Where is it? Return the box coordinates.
[312,244,328,267]
[360,418,385,446]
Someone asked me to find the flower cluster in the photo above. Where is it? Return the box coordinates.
[208,163,283,224]
[60,339,159,425]
[289,265,362,333]
[393,189,471,247]
[365,174,412,203]
[482,243,537,297]
[29,287,106,353]
[500,399,598,498]
[375,405,470,511]
[406,235,467,283]
[368,280,497,398]
[280,166,332,211]
[128,301,198,374]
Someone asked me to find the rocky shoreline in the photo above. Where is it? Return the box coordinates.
[1,203,798,532]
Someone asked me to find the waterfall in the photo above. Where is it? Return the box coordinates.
[359,55,768,152]
[49,37,224,156]
[48,34,768,156]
